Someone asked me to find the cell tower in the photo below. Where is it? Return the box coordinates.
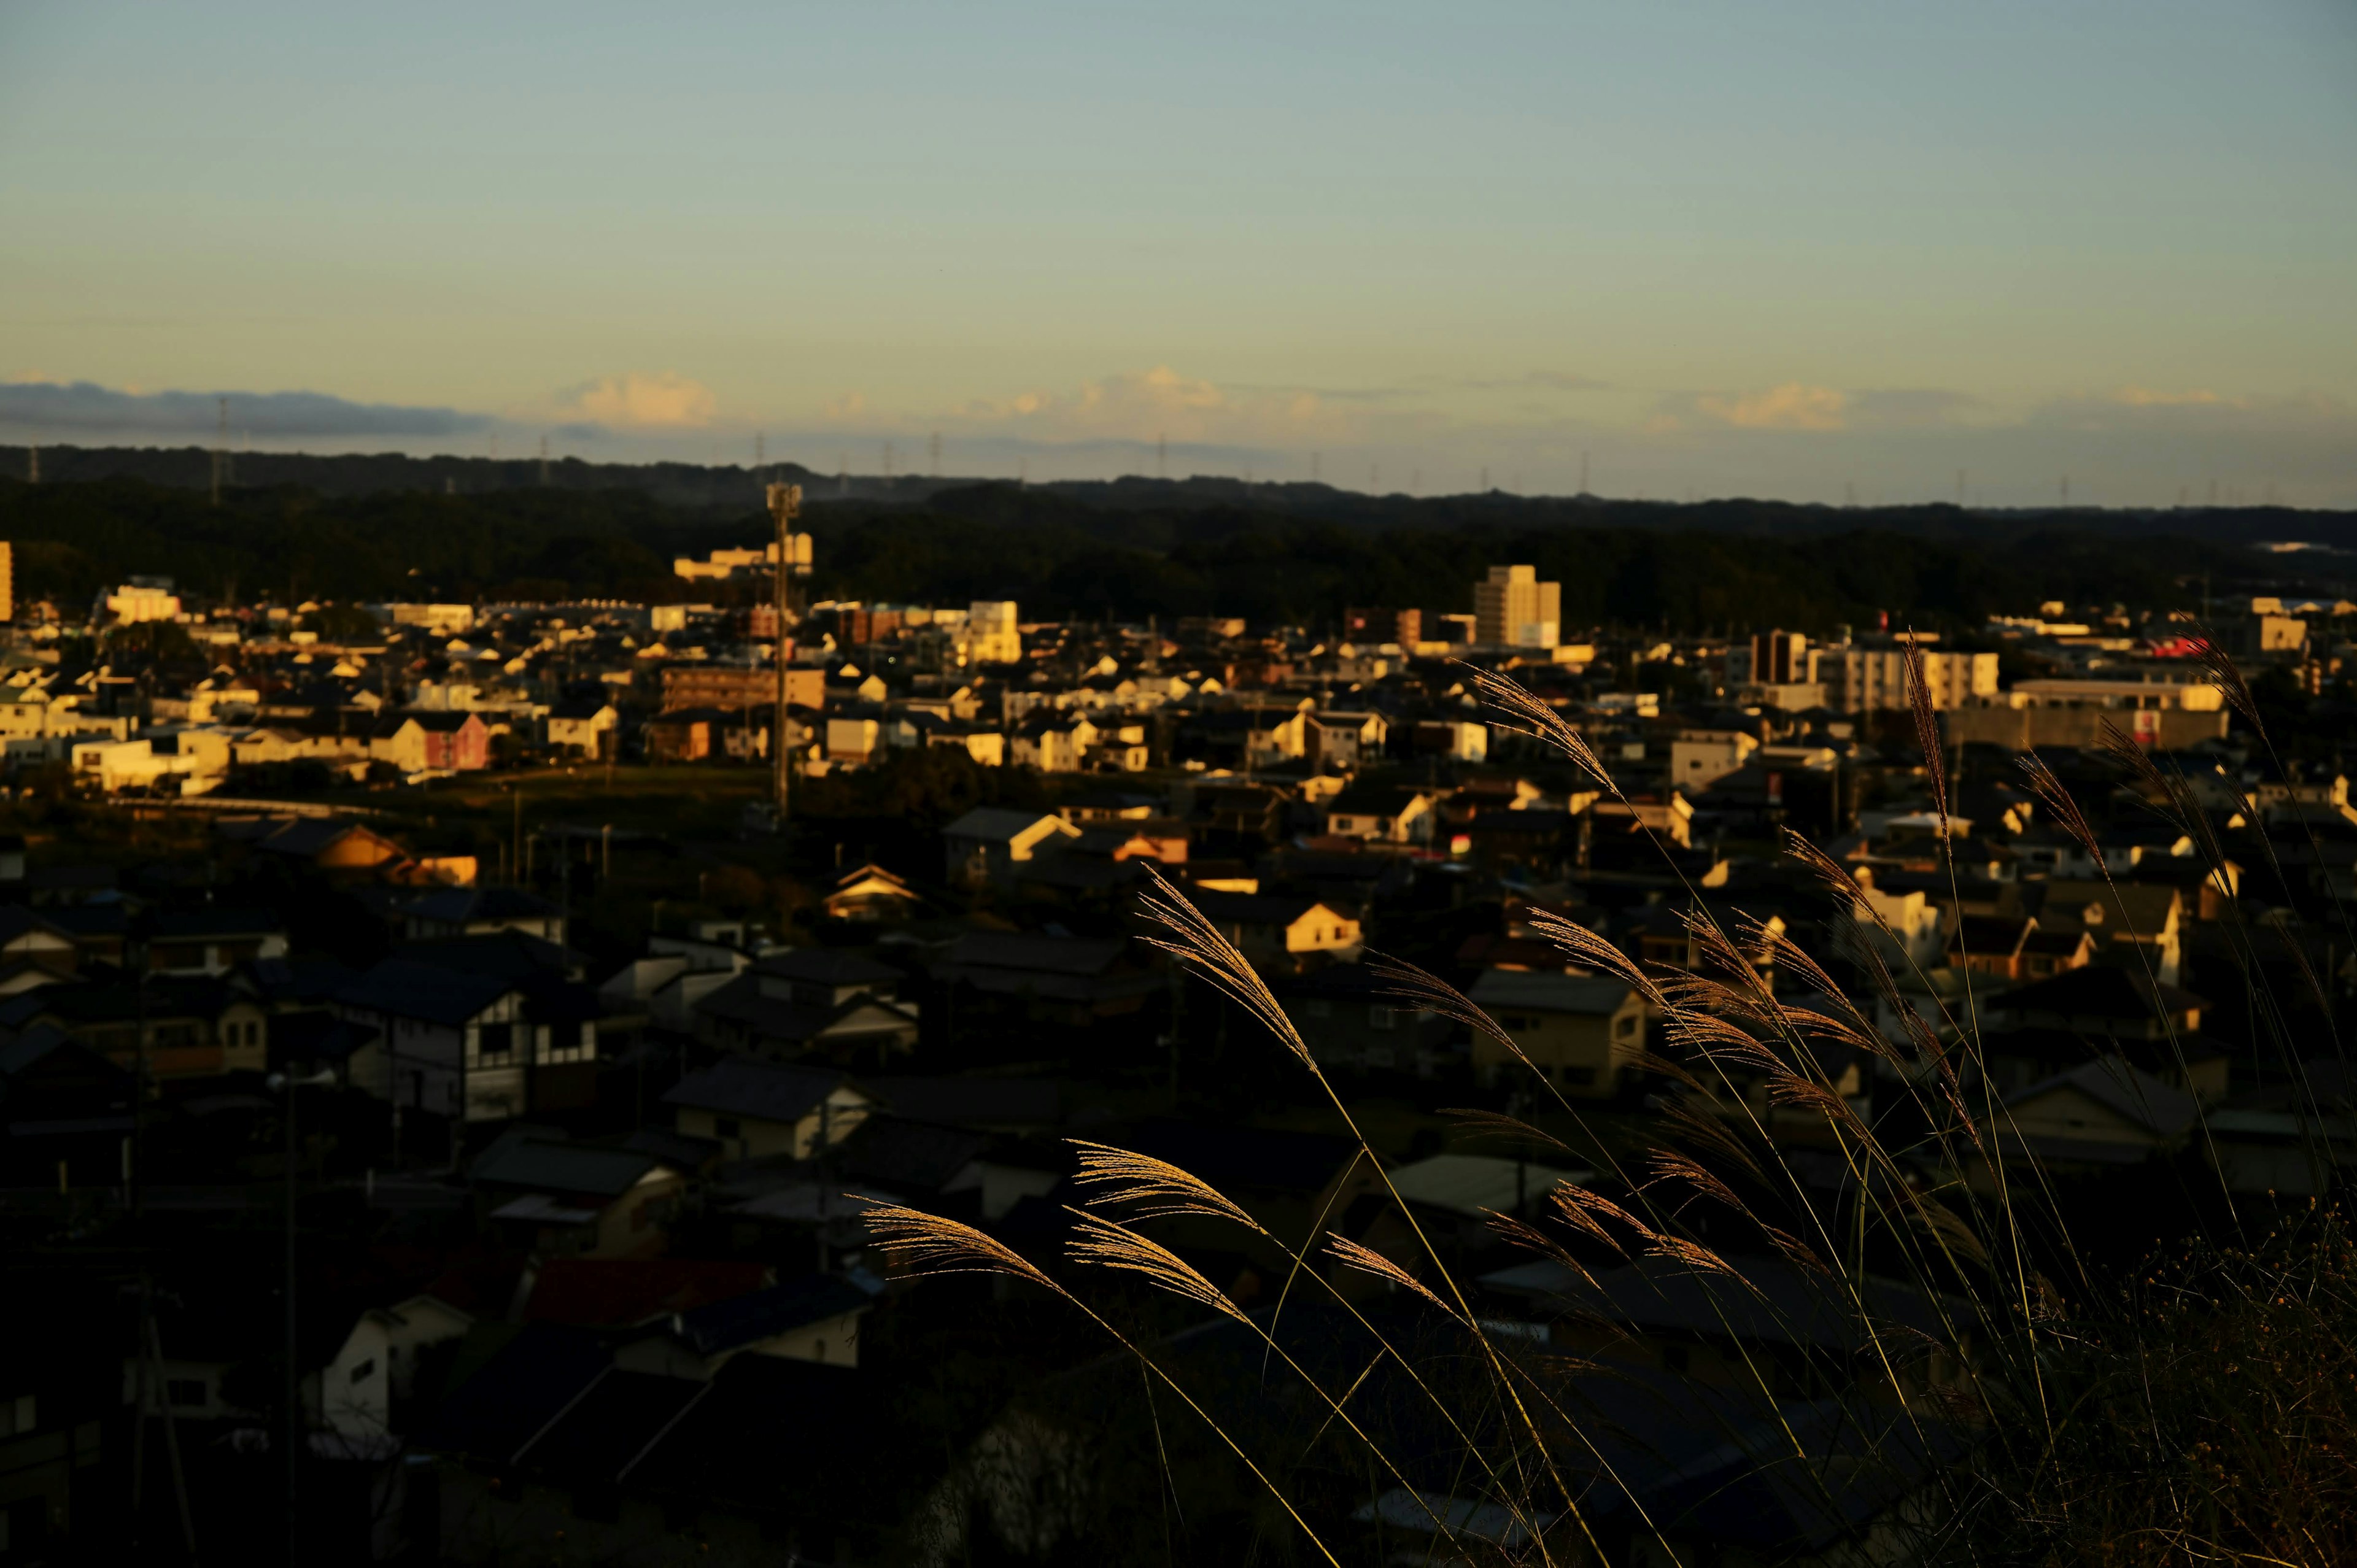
[756,432,766,474]
[1310,450,1320,483]
[1156,434,1167,479]
[538,436,550,487]
[2061,475,2070,505]
[25,442,36,484]
[1018,456,1028,486]
[1411,468,1421,494]
[1956,469,1966,506]
[1580,451,1590,493]
[883,440,896,479]
[211,396,228,507]
[930,431,942,478]
[766,482,805,819]
[1480,466,1489,491]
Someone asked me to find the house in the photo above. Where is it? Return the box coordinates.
[690,948,921,1064]
[400,886,567,945]
[142,907,289,976]
[616,1273,880,1377]
[471,1136,686,1259]
[1973,1057,2199,1185]
[1946,915,2094,983]
[1305,711,1388,769]
[544,700,619,759]
[663,1057,875,1160]
[1322,786,1438,845]
[1465,970,1646,1096]
[370,710,490,773]
[225,815,412,878]
[1010,711,1097,772]
[942,807,1081,888]
[334,959,597,1123]
[1274,962,1449,1074]
[930,932,1164,1025]
[1183,890,1363,973]
[820,862,927,923]
[0,978,271,1083]
[2008,879,2184,986]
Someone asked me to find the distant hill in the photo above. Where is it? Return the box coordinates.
[0,447,2350,631]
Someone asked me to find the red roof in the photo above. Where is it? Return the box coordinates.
[522,1259,772,1328]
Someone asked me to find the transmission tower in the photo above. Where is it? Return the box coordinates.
[767,483,804,820]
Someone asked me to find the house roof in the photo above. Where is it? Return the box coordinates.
[662,1056,858,1124]
[401,886,563,926]
[1991,965,2205,1021]
[336,959,517,1026]
[522,1259,772,1329]
[752,947,901,987]
[942,806,1072,843]
[1387,1154,1593,1219]
[939,932,1129,977]
[2002,1056,2198,1138]
[419,1323,610,1461]
[839,1115,989,1190]
[856,1075,1063,1129]
[473,1137,663,1199]
[1466,969,1636,1016]
[1185,890,1341,927]
[147,906,285,941]
[668,1272,877,1357]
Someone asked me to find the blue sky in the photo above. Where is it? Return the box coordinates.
[3,0,2354,503]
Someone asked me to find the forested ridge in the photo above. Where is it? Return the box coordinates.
[0,462,2330,634]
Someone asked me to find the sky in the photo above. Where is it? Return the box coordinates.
[2,0,2355,506]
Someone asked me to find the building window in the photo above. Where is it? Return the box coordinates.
[478,1023,513,1062]
[714,1117,741,1138]
[0,1395,33,1436]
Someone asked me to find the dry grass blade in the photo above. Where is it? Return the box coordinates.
[1066,1209,1252,1323]
[862,1203,1058,1291]
[1643,1148,1747,1216]
[2095,717,2178,811]
[1902,631,1949,826]
[1660,1008,1781,1073]
[1484,1210,1600,1289]
[1550,1182,1659,1251]
[1914,1196,1993,1271]
[1781,829,1897,940]
[1523,908,1664,1006]
[1681,908,1770,998]
[1660,1095,1765,1183]
[1366,954,1527,1062]
[1759,1222,1833,1276]
[1624,1047,1706,1095]
[1767,1072,1871,1141]
[1646,1235,1744,1279]
[2189,625,2264,731]
[2015,751,2102,867]
[1461,662,1612,787]
[1439,1107,1575,1158]
[1070,1140,1271,1237]
[1325,1233,1461,1319]
[1136,866,1311,1065]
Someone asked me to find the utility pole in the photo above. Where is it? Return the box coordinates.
[767,483,803,821]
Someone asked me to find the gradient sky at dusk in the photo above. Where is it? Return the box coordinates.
[4,1,2355,503]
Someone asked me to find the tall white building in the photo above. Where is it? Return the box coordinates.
[961,601,1023,665]
[1473,565,1560,648]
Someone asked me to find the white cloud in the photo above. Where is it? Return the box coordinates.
[562,371,716,429]
[1692,382,1849,431]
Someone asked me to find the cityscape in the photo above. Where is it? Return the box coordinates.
[5,2,2356,1566]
